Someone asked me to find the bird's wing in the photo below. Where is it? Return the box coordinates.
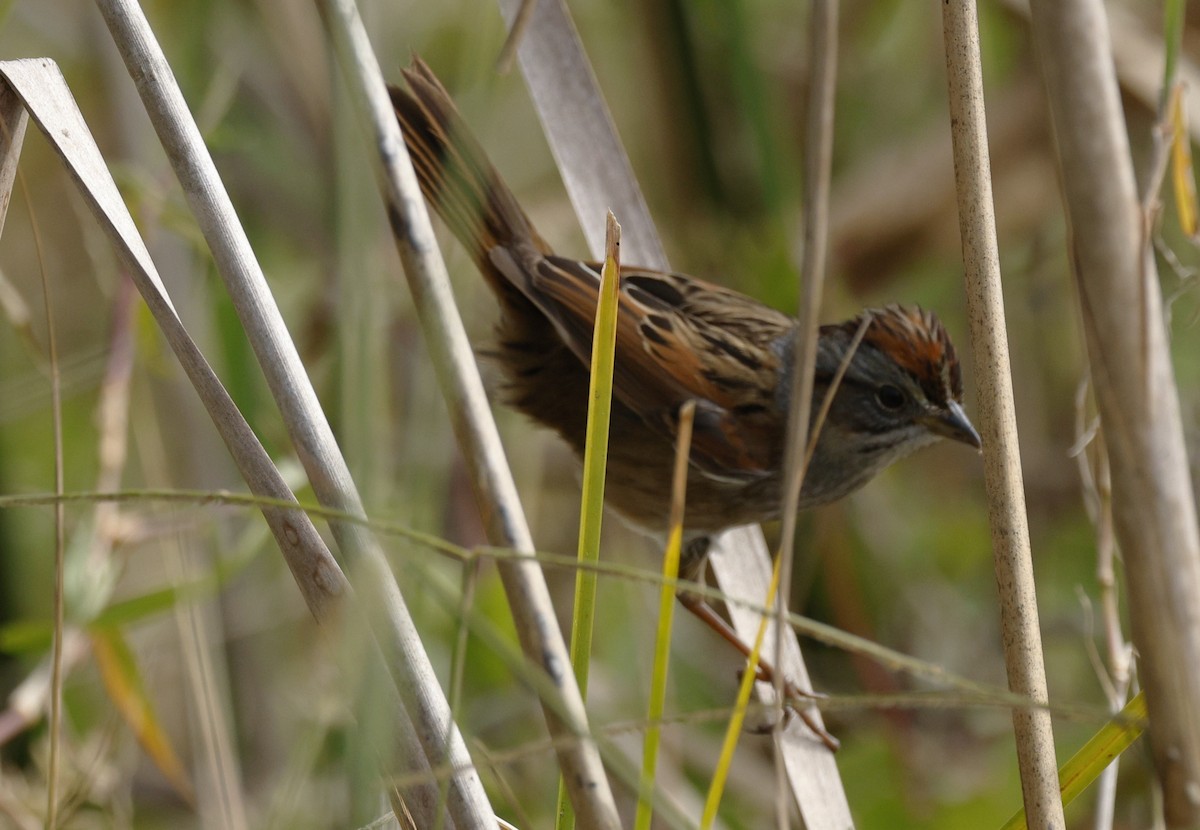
[514,255,793,481]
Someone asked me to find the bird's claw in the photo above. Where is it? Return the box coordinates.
[734,670,840,751]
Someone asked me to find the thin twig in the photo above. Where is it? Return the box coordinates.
[443,560,483,830]
[774,8,840,822]
[1075,395,1132,830]
[20,155,66,830]
[137,393,245,825]
[3,485,1073,710]
[494,0,538,74]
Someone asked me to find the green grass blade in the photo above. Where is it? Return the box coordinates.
[556,213,622,830]
[1000,691,1147,830]
[701,548,783,828]
[635,401,695,830]
[1168,85,1199,238]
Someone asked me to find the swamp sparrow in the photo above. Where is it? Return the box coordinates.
[391,59,981,745]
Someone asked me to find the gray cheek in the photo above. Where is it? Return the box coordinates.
[876,427,941,466]
[814,427,937,502]
[797,431,879,505]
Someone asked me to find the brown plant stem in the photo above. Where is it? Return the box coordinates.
[1028,0,1200,824]
[941,1,1066,826]
[773,7,841,824]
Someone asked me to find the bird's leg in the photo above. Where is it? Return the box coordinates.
[679,538,839,752]
[675,590,839,751]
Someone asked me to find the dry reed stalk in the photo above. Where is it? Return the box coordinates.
[1029,0,1200,824]
[942,1,1066,826]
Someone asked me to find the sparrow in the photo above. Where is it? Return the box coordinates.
[390,58,981,747]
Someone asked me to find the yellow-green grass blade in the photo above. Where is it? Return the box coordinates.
[1168,84,1198,238]
[1001,691,1147,830]
[556,213,622,830]
[701,548,784,828]
[635,401,696,830]
[92,628,195,804]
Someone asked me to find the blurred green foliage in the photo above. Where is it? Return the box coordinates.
[0,0,1195,827]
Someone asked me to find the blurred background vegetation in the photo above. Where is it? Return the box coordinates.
[0,0,1197,827]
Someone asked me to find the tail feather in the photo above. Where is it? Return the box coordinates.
[390,59,591,427]
[390,59,550,286]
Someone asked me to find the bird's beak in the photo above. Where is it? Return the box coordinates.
[923,400,982,450]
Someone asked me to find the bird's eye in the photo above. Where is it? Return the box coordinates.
[875,385,905,411]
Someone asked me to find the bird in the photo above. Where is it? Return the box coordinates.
[390,58,981,748]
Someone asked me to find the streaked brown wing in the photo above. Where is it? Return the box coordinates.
[527,256,793,480]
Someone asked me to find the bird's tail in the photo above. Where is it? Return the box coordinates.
[389,59,551,291]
